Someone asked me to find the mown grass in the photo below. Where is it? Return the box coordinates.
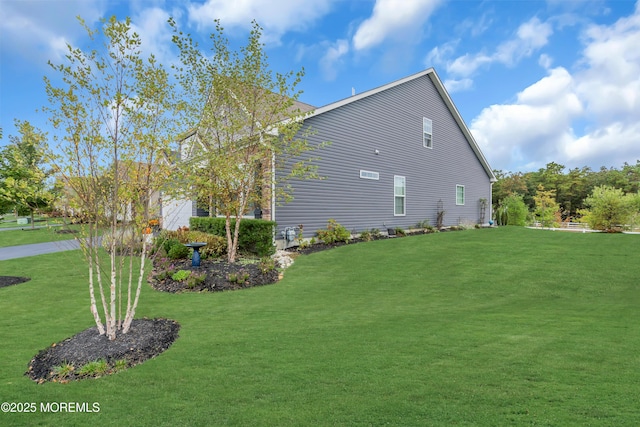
[0,213,63,229]
[1,227,639,426]
[0,224,87,248]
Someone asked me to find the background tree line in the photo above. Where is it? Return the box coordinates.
[493,160,640,231]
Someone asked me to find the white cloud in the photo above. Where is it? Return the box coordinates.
[538,53,554,69]
[352,0,443,51]
[429,16,553,80]
[130,7,175,65]
[320,40,350,81]
[471,67,582,170]
[187,0,334,44]
[471,3,640,172]
[425,40,458,66]
[575,3,640,124]
[447,53,493,78]
[0,0,105,66]
[444,78,473,93]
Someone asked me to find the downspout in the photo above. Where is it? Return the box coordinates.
[489,181,494,225]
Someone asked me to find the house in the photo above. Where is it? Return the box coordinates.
[162,68,496,244]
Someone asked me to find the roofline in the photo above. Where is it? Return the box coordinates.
[306,68,497,182]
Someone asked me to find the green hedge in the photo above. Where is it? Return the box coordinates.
[189,217,276,257]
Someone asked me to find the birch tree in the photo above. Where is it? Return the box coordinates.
[170,19,324,263]
[45,16,177,340]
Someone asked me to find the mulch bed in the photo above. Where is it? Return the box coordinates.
[0,276,30,288]
[148,258,281,293]
[26,318,180,383]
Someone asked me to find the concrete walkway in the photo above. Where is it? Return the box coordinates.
[0,239,80,261]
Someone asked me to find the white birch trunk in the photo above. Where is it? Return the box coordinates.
[87,248,105,336]
[122,240,147,333]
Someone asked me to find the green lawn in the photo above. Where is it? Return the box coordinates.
[1,227,639,426]
[0,213,63,229]
[0,224,83,248]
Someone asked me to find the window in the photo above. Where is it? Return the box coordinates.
[423,117,432,148]
[394,176,406,216]
[456,185,465,205]
[360,170,379,180]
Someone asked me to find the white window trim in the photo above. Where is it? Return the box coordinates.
[456,184,465,206]
[394,175,406,216]
[423,117,433,149]
[359,170,380,180]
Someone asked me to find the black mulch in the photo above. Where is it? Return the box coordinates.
[26,318,180,383]
[0,276,30,288]
[148,258,281,293]
[290,229,436,255]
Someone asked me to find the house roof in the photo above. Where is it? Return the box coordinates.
[305,68,496,182]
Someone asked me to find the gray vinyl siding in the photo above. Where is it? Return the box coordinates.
[275,74,492,238]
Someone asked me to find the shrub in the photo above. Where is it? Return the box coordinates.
[580,185,636,232]
[77,360,108,377]
[186,271,206,288]
[258,257,276,273]
[228,270,250,284]
[157,230,227,259]
[160,237,182,255]
[171,270,191,281]
[113,359,128,372]
[190,217,275,256]
[52,363,75,379]
[395,227,406,236]
[153,257,177,281]
[168,244,190,260]
[416,219,434,231]
[199,234,227,259]
[359,230,372,242]
[495,194,529,226]
[316,219,351,244]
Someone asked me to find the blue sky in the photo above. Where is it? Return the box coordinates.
[1,0,639,173]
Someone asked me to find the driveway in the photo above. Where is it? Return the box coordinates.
[0,239,81,261]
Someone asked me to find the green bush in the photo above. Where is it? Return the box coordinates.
[77,360,108,377]
[171,270,191,281]
[186,271,206,288]
[495,194,529,226]
[157,230,227,259]
[580,186,636,232]
[359,230,372,242]
[162,237,182,254]
[190,217,275,256]
[258,257,276,273]
[316,219,351,244]
[184,230,227,259]
[168,244,190,260]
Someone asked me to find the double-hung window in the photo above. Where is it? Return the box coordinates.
[394,176,406,216]
[456,185,465,205]
[423,117,433,148]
